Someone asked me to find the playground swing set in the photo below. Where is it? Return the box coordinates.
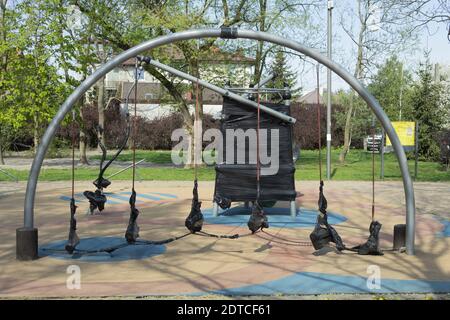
[16,27,416,261]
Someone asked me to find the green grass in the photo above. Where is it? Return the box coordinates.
[90,150,174,164]
[1,149,449,182]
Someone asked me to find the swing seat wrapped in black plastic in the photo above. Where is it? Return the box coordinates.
[83,190,107,212]
[185,180,204,233]
[310,181,345,251]
[352,221,383,255]
[125,189,140,243]
[93,177,111,189]
[310,213,345,251]
[65,198,80,254]
[247,201,269,233]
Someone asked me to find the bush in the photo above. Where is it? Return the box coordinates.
[56,102,220,151]
[291,103,344,149]
[54,102,348,152]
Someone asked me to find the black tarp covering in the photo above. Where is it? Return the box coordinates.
[214,97,296,204]
[185,180,204,233]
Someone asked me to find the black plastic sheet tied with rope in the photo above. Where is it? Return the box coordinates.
[309,65,383,256]
[185,179,204,233]
[65,111,80,254]
[65,196,80,254]
[248,201,269,234]
[310,181,345,251]
[125,189,140,243]
[247,89,270,234]
[83,120,130,214]
[183,80,239,240]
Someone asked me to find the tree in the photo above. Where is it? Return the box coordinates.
[48,1,106,163]
[368,55,413,121]
[333,89,370,149]
[0,0,14,164]
[268,50,297,90]
[338,0,421,163]
[0,0,70,161]
[410,53,449,160]
[397,0,449,34]
[71,0,321,166]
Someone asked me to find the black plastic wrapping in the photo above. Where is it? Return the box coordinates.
[125,189,140,243]
[352,221,384,255]
[310,182,345,251]
[185,180,204,233]
[65,198,80,254]
[310,213,345,251]
[83,190,107,213]
[247,201,269,233]
[214,97,296,204]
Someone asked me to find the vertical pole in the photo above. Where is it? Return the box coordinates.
[399,64,403,121]
[212,201,219,217]
[371,116,375,222]
[290,201,297,219]
[284,82,296,218]
[415,121,419,180]
[326,0,333,180]
[380,128,385,180]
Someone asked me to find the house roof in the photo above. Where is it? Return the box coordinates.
[295,88,327,104]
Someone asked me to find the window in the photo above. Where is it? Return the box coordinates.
[134,68,145,80]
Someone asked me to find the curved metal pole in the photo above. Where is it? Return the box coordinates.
[22,28,415,255]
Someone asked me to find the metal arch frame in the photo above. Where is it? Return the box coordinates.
[20,28,415,256]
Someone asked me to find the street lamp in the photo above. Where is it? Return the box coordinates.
[326,0,333,180]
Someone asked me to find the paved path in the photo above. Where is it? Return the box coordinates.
[0,180,449,297]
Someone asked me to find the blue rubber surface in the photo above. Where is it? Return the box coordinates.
[59,192,178,205]
[436,216,450,237]
[203,207,347,228]
[39,236,166,262]
[196,271,450,295]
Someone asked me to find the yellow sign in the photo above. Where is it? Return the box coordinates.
[386,121,416,146]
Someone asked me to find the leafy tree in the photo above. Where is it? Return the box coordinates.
[410,54,449,160]
[70,0,321,165]
[0,0,70,156]
[333,89,371,149]
[0,0,18,163]
[338,0,422,163]
[267,50,298,90]
[368,55,414,121]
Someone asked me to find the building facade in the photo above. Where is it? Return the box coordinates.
[99,46,255,120]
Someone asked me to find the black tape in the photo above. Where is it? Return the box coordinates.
[220,26,238,39]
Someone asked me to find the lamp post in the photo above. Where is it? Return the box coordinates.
[326,0,333,180]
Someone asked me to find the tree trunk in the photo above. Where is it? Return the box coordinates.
[339,0,366,163]
[79,131,88,165]
[339,95,354,163]
[189,59,203,168]
[0,146,4,165]
[0,2,7,165]
[251,0,267,84]
[97,75,105,150]
[79,106,89,165]
[142,64,194,167]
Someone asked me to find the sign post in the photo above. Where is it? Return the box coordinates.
[380,128,385,180]
[415,122,419,180]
